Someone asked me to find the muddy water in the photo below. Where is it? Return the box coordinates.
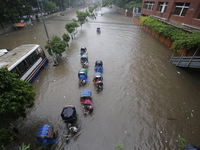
[1,7,200,150]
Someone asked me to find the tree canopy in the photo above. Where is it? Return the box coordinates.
[44,35,68,56]
[0,0,33,23]
[88,6,95,14]
[0,67,36,148]
[43,0,59,13]
[76,10,89,27]
[102,0,142,10]
[65,21,79,33]
[0,0,87,24]
[0,67,35,124]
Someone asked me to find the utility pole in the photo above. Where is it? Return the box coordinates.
[36,0,58,66]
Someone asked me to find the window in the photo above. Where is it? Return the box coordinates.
[26,51,39,66]
[10,67,21,77]
[144,1,155,11]
[174,3,190,16]
[158,2,168,13]
[31,51,39,61]
[26,54,36,66]
[194,5,200,19]
[37,47,46,59]
[197,11,200,19]
[17,61,29,75]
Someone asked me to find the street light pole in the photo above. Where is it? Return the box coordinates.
[36,0,58,66]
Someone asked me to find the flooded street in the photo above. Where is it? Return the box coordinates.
[1,7,200,150]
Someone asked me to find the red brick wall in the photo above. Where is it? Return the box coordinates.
[141,0,200,27]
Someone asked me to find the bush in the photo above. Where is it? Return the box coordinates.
[140,16,200,51]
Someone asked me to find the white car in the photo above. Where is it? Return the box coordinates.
[0,49,11,57]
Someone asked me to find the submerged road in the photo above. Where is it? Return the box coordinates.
[1,7,200,150]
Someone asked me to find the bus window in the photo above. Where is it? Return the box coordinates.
[10,67,21,77]
[26,54,36,66]
[32,51,39,61]
[17,60,29,75]
[37,47,46,59]
[39,51,46,59]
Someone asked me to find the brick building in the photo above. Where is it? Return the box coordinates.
[141,0,200,28]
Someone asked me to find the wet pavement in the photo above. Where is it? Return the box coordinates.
[1,7,200,150]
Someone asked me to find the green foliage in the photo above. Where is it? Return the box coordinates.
[93,3,101,8]
[0,67,35,148]
[124,0,143,10]
[0,0,33,23]
[140,16,200,51]
[62,33,70,43]
[43,0,59,13]
[0,127,17,149]
[85,10,90,18]
[88,6,95,14]
[102,0,112,7]
[65,22,79,33]
[0,67,35,124]
[114,142,124,150]
[19,143,30,150]
[76,10,89,27]
[45,35,67,56]
[72,18,77,22]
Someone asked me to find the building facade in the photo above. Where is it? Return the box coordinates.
[141,0,200,28]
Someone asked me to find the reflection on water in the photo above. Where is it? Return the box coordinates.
[2,7,200,150]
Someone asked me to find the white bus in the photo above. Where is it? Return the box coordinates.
[0,44,48,83]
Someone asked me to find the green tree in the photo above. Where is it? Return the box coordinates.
[0,127,17,149]
[0,67,35,148]
[124,0,142,10]
[0,67,35,124]
[102,0,142,9]
[76,10,89,27]
[65,21,79,39]
[0,0,33,24]
[44,35,68,65]
[93,2,101,8]
[62,33,70,43]
[43,0,59,13]
[102,0,113,7]
[88,6,95,14]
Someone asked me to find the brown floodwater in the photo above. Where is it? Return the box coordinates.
[1,7,200,150]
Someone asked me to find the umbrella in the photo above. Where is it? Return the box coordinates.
[61,107,76,121]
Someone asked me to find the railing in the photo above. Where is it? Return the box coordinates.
[170,56,200,68]
[170,47,200,68]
